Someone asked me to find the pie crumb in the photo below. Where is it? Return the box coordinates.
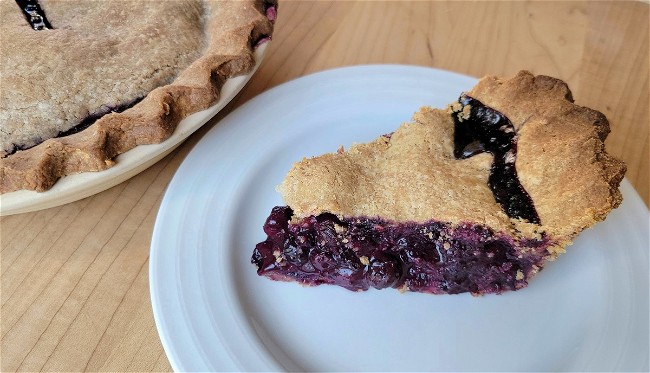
[516,270,524,280]
[360,256,370,266]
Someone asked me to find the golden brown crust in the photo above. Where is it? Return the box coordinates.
[0,0,273,193]
[467,71,626,244]
[280,109,516,233]
[280,71,625,251]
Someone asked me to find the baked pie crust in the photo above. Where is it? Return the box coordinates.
[0,0,275,193]
[252,71,626,295]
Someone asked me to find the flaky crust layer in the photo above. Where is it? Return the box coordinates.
[280,71,625,253]
[0,0,273,193]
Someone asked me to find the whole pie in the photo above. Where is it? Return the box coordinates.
[251,71,626,295]
[0,0,276,193]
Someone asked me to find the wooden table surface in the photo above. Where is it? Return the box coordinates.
[1,1,648,371]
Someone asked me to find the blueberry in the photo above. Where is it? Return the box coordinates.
[282,239,307,264]
[315,223,338,248]
[367,253,402,289]
[309,249,336,272]
[484,240,508,262]
[263,206,292,236]
[397,235,440,264]
[251,241,277,272]
[336,249,362,270]
[404,267,434,290]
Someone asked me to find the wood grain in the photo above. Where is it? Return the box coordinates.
[1,1,647,371]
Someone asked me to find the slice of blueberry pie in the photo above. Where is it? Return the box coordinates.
[0,0,275,193]
[251,71,626,295]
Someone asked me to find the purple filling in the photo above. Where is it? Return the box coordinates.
[251,0,275,48]
[15,0,52,30]
[262,0,277,19]
[252,206,552,295]
[452,94,540,224]
[265,5,277,22]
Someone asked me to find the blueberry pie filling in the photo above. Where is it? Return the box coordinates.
[252,71,626,295]
[452,94,540,224]
[262,0,277,21]
[252,206,552,294]
[15,0,52,30]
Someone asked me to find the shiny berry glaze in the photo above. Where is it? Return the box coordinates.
[15,0,52,30]
[452,95,540,224]
[252,206,551,295]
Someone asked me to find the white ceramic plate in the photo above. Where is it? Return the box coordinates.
[0,44,268,216]
[150,65,649,372]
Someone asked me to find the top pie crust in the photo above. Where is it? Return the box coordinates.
[279,71,625,252]
[0,0,274,193]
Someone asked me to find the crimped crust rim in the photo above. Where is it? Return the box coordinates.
[0,0,274,193]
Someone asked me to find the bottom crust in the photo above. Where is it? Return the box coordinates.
[252,206,554,295]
